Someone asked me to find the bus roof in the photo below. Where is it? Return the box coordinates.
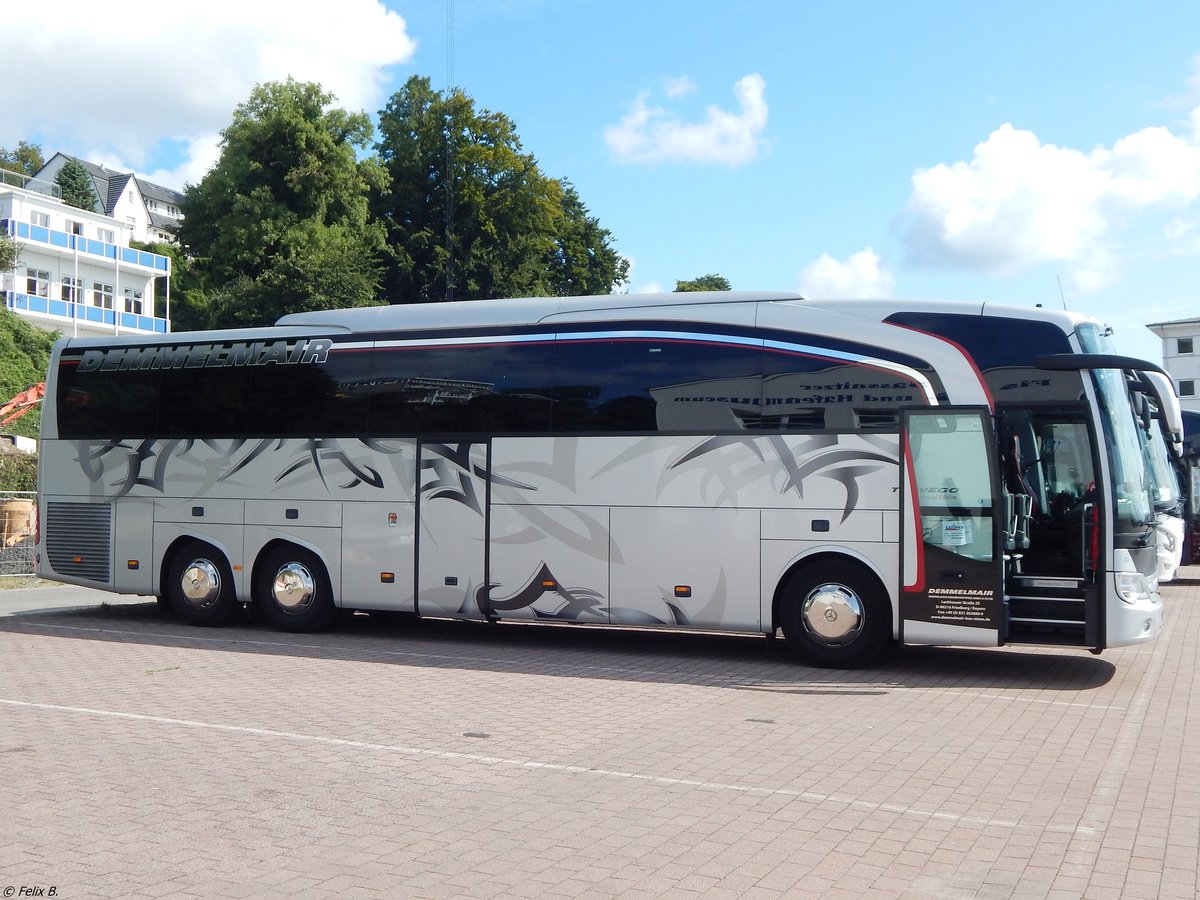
[276,291,804,332]
[792,298,1103,332]
[278,294,1107,337]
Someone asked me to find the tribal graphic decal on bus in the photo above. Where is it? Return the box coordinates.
[473,561,719,627]
[419,443,535,514]
[68,433,897,529]
[76,438,416,498]
[587,433,901,520]
[478,562,608,621]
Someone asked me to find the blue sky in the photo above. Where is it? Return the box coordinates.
[6,0,1200,361]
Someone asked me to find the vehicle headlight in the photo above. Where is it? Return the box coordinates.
[1115,571,1153,604]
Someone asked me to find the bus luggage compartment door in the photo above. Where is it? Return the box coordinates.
[416,441,488,620]
[901,409,1003,647]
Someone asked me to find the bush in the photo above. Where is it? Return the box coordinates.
[0,307,57,439]
[0,449,37,492]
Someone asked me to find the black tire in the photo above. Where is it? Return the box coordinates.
[255,545,338,633]
[779,560,890,668]
[165,540,239,627]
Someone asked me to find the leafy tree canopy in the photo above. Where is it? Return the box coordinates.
[55,158,100,211]
[675,274,731,292]
[0,308,57,438]
[374,75,627,303]
[176,78,386,327]
[130,239,209,333]
[0,230,20,272]
[0,141,44,178]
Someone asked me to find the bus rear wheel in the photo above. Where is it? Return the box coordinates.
[255,545,338,633]
[780,560,889,668]
[166,540,239,627]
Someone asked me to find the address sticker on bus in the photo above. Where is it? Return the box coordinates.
[72,338,334,372]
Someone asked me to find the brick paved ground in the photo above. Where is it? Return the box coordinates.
[0,572,1197,899]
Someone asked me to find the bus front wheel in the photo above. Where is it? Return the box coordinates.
[255,545,338,633]
[166,541,239,627]
[780,560,890,668]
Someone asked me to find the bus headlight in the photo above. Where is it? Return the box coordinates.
[1115,571,1153,604]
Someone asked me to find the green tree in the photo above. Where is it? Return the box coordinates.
[0,141,44,178]
[130,239,208,332]
[374,76,626,303]
[0,308,57,438]
[0,447,37,492]
[55,158,100,211]
[0,229,20,273]
[177,78,386,327]
[547,182,629,297]
[675,274,731,292]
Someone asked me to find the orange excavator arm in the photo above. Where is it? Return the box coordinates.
[0,382,45,426]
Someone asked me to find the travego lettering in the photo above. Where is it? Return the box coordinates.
[76,339,334,373]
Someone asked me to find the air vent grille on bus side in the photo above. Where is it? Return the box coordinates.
[46,502,112,583]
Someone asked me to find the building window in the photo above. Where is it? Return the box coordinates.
[1179,337,1194,355]
[1181,380,1196,398]
[123,288,143,315]
[126,216,136,230]
[30,211,49,228]
[92,282,114,309]
[97,227,115,244]
[61,276,81,303]
[25,268,50,297]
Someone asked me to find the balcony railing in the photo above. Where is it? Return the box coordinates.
[1,219,170,272]
[0,169,61,199]
[3,290,168,334]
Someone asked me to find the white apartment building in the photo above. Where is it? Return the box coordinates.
[1146,317,1200,412]
[1,169,170,337]
[35,153,183,245]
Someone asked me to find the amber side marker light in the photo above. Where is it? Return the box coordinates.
[127,560,139,570]
[380,572,395,584]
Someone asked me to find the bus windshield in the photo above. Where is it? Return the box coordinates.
[1076,324,1154,534]
[1144,418,1183,511]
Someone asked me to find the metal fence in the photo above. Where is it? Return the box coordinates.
[0,491,36,577]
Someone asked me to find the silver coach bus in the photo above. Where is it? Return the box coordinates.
[36,293,1162,667]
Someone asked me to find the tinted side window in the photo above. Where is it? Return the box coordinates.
[56,359,161,438]
[158,365,250,437]
[246,346,371,437]
[885,312,1082,403]
[369,340,557,435]
[551,338,763,432]
[56,336,363,439]
[761,351,926,432]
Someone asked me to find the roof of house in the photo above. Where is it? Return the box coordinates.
[1147,317,1200,330]
[66,156,184,218]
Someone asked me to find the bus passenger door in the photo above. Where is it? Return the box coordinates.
[901,409,1003,647]
[416,441,489,620]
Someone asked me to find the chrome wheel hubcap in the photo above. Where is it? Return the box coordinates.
[181,559,221,610]
[801,582,865,645]
[272,562,316,614]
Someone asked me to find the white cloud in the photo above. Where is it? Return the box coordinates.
[898,113,1200,292]
[3,0,416,188]
[605,74,768,166]
[800,248,895,299]
[663,76,697,99]
[1164,216,1200,255]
